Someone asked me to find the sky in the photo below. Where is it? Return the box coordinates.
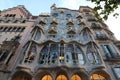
[0,0,120,40]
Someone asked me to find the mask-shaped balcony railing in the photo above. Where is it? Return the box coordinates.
[47,26,58,40]
[48,26,58,35]
[78,22,85,27]
[76,13,82,20]
[67,27,76,40]
[49,26,57,31]
[67,18,74,25]
[51,18,58,25]
[67,27,75,33]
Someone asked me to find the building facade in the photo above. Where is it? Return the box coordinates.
[0,4,120,80]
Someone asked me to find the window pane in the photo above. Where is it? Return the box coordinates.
[49,44,59,64]
[87,43,100,64]
[114,67,120,78]
[101,45,114,58]
[42,75,52,80]
[87,52,94,63]
[92,74,99,79]
[91,74,106,80]
[40,45,49,64]
[74,45,84,64]
[56,75,67,80]
[65,44,74,64]
[71,74,81,80]
[83,32,89,41]
[34,31,41,40]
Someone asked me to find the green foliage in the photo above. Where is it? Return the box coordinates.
[88,0,120,21]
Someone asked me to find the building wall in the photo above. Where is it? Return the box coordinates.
[0,5,120,80]
[0,5,34,80]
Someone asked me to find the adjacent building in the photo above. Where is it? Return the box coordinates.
[0,4,120,80]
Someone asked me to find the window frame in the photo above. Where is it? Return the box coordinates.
[113,67,120,79]
[87,43,100,64]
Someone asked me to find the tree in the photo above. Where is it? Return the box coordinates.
[88,0,120,21]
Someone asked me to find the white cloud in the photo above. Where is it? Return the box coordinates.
[60,0,79,9]
[59,0,94,10]
[105,7,120,40]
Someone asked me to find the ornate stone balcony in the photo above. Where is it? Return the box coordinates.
[48,26,58,34]
[51,18,58,25]
[67,18,74,25]
[96,34,108,40]
[76,13,82,19]
[91,23,101,29]
[39,18,46,25]
[67,27,76,34]
[78,22,85,26]
[87,16,96,21]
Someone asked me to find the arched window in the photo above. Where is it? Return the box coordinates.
[82,31,91,42]
[59,43,65,63]
[87,43,100,64]
[0,50,9,63]
[34,30,41,40]
[42,75,52,80]
[65,44,74,64]
[91,74,106,80]
[24,43,37,63]
[74,45,84,64]
[71,74,81,80]
[83,31,88,41]
[49,44,59,64]
[56,74,67,80]
[39,45,49,64]
[39,43,85,65]
[12,71,32,80]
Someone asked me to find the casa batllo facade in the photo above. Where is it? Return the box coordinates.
[0,4,120,80]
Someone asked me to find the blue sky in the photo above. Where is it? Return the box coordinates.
[0,0,94,15]
[0,0,120,40]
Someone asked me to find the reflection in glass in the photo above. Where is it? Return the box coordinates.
[34,31,41,40]
[49,44,58,64]
[39,43,85,65]
[39,45,49,64]
[87,43,100,64]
